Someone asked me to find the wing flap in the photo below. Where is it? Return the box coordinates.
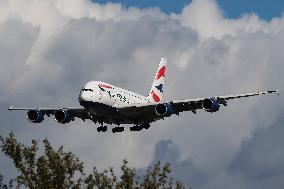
[170,101,202,113]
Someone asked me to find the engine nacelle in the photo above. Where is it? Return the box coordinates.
[27,110,44,123]
[155,103,173,116]
[54,109,73,124]
[202,98,220,112]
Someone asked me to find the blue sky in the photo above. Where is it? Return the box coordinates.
[93,0,284,20]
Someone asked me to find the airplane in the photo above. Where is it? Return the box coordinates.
[9,58,279,133]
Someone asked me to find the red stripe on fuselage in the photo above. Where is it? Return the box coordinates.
[98,84,113,89]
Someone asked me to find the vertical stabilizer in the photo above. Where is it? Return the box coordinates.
[147,58,167,102]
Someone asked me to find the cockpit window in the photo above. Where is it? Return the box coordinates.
[82,88,93,92]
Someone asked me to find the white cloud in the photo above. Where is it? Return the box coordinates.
[0,0,283,188]
[178,0,284,40]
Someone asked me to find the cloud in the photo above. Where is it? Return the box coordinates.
[140,139,208,188]
[178,0,284,40]
[0,0,283,188]
[0,19,39,97]
[228,113,284,188]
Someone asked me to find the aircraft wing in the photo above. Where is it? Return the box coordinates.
[215,90,279,100]
[171,89,278,113]
[8,106,89,120]
[117,89,278,121]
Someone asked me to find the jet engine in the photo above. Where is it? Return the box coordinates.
[27,110,44,123]
[202,98,220,112]
[54,109,73,124]
[155,103,173,116]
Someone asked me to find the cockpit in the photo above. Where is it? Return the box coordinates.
[78,81,115,106]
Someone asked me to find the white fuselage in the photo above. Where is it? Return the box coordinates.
[78,81,149,108]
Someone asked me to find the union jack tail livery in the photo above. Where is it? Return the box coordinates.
[147,58,167,102]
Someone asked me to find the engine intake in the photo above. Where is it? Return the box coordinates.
[27,110,44,123]
[155,103,173,116]
[202,98,220,112]
[54,109,73,124]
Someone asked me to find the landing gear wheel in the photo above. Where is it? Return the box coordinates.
[97,127,102,132]
[112,127,124,133]
[130,126,143,131]
[142,123,150,129]
[102,126,107,132]
[97,126,107,132]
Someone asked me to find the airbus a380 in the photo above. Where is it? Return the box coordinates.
[9,58,278,133]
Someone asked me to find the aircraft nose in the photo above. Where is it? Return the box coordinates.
[78,90,102,102]
[78,91,91,102]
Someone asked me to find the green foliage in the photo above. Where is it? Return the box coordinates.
[0,132,191,189]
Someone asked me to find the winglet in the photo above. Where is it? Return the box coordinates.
[8,105,13,111]
[276,89,279,96]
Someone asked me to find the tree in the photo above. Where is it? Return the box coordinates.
[0,132,191,189]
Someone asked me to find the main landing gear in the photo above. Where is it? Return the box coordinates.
[130,123,150,132]
[96,123,150,133]
[97,121,107,132]
[112,126,124,133]
[97,126,107,132]
[112,121,125,133]
[143,123,150,129]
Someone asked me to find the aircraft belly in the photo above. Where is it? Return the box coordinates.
[80,101,146,124]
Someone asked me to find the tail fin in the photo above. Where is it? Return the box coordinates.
[147,58,167,102]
